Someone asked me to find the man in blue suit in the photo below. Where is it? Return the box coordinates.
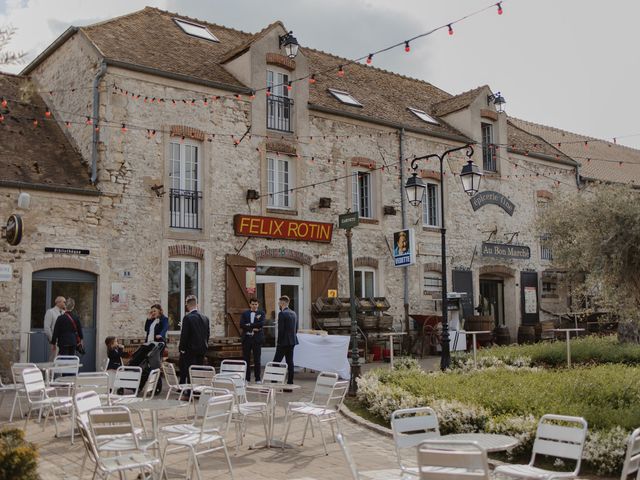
[273,295,298,385]
[240,298,265,383]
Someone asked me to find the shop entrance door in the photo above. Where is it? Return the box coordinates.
[30,269,97,371]
[256,264,304,364]
[479,278,504,328]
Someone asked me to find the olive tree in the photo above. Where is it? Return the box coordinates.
[0,27,24,66]
[539,184,640,343]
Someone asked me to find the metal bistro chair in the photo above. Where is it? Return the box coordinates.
[22,367,72,437]
[162,386,232,436]
[282,379,349,455]
[109,366,142,403]
[9,362,38,422]
[188,365,216,412]
[621,427,640,480]
[87,405,159,478]
[160,393,235,480]
[115,368,160,404]
[163,362,191,400]
[213,375,270,452]
[48,355,81,393]
[337,433,403,480]
[391,406,441,477]
[70,373,110,444]
[494,414,588,480]
[262,361,288,385]
[418,439,491,480]
[219,359,248,380]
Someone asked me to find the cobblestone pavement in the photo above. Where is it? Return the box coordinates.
[0,357,611,479]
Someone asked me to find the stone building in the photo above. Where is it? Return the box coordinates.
[1,6,620,368]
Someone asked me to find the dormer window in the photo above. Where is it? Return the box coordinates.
[174,18,219,42]
[408,107,439,125]
[328,89,362,107]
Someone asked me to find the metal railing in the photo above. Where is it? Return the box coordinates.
[170,188,202,229]
[482,143,497,172]
[267,95,294,132]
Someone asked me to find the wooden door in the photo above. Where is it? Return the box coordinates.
[225,254,256,337]
[311,261,339,302]
[520,271,540,325]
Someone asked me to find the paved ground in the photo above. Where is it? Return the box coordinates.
[0,356,610,479]
[1,359,437,480]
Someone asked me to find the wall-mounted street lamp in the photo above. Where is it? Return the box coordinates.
[279,31,299,59]
[404,144,482,370]
[487,92,506,112]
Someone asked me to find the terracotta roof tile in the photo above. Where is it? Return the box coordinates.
[507,120,575,162]
[510,117,640,185]
[432,85,489,116]
[0,73,95,192]
[81,7,252,89]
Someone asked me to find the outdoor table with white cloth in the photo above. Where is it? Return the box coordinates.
[295,333,350,379]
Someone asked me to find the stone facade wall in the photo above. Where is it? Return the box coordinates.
[1,34,579,366]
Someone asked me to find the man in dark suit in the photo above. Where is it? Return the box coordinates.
[273,295,298,385]
[240,298,265,383]
[178,295,210,386]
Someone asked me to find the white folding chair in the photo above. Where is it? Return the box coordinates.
[391,406,440,477]
[262,361,288,385]
[288,371,338,410]
[418,439,491,480]
[494,414,588,480]
[282,379,349,455]
[163,362,191,400]
[188,365,216,410]
[71,373,109,443]
[0,377,17,418]
[109,366,142,403]
[88,405,159,476]
[621,427,640,480]
[213,376,270,452]
[337,433,402,480]
[220,359,247,380]
[48,355,80,392]
[100,357,109,372]
[162,386,232,437]
[22,367,72,436]
[9,362,38,422]
[115,368,160,404]
[160,393,235,480]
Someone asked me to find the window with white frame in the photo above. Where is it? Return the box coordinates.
[174,18,219,42]
[168,259,200,331]
[423,271,442,295]
[354,267,376,298]
[267,69,293,132]
[352,170,373,218]
[169,140,202,229]
[328,88,363,107]
[422,182,440,227]
[267,156,293,208]
[408,107,439,124]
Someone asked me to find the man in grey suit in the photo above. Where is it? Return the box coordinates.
[273,295,298,385]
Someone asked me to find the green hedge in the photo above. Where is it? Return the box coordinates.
[356,363,640,475]
[452,334,640,368]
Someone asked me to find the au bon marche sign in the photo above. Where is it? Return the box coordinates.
[481,242,530,260]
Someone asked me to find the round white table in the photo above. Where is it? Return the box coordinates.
[246,382,301,449]
[552,328,585,367]
[457,331,492,368]
[127,398,187,440]
[441,433,518,452]
[377,332,407,369]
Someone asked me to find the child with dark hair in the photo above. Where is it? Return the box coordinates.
[105,336,125,388]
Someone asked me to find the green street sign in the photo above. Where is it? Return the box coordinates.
[338,212,359,229]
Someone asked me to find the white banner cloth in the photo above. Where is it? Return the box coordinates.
[295,333,351,380]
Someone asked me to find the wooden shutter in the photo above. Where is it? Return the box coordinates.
[225,254,256,337]
[311,261,339,302]
[520,271,540,325]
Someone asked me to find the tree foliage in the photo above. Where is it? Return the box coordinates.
[0,27,24,66]
[539,184,640,341]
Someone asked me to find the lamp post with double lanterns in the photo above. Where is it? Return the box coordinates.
[404,144,483,370]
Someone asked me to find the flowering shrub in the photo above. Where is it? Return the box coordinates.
[355,365,638,475]
[392,356,421,371]
[450,354,534,371]
[0,428,38,480]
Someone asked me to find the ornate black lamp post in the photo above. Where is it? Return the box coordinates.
[404,144,482,370]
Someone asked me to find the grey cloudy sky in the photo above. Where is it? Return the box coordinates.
[1,0,638,148]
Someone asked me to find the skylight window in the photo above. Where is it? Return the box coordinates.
[174,18,219,42]
[328,89,362,107]
[408,107,439,125]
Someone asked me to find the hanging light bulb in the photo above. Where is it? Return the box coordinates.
[45,109,51,118]
[497,2,503,15]
[448,24,454,36]
[287,81,293,92]
[121,124,127,133]
[86,116,93,125]
[266,87,272,97]
[1,98,7,108]
[405,41,410,52]
[337,65,344,77]
[366,54,373,64]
